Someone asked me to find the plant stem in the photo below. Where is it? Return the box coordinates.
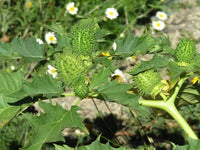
[168,77,187,104]
[139,99,198,139]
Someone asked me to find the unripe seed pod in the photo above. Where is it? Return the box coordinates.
[175,38,196,63]
[73,76,89,99]
[70,19,99,55]
[133,70,162,96]
[55,52,88,86]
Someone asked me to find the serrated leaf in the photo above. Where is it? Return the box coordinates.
[0,71,23,95]
[8,75,63,102]
[97,80,140,107]
[129,54,168,75]
[90,68,112,89]
[115,34,157,57]
[22,102,86,150]
[10,37,45,61]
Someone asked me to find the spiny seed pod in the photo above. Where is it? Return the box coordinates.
[133,70,162,96]
[55,52,89,86]
[70,19,99,55]
[175,38,196,63]
[73,76,89,99]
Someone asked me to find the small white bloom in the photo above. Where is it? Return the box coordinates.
[111,69,126,83]
[47,65,57,78]
[105,8,119,20]
[156,11,167,21]
[36,38,44,45]
[112,42,117,51]
[45,32,57,44]
[66,2,78,15]
[10,65,15,71]
[152,20,165,31]
[74,129,85,136]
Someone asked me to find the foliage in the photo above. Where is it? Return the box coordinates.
[0,0,199,149]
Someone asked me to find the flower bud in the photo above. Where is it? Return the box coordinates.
[175,38,196,64]
[133,70,162,96]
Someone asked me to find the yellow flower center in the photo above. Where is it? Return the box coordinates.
[156,22,161,27]
[50,69,56,74]
[26,1,32,8]
[69,6,75,12]
[109,11,114,16]
[49,36,55,42]
[159,14,164,18]
[192,76,199,84]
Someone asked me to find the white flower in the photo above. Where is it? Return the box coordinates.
[156,11,167,21]
[112,42,117,51]
[152,20,165,31]
[47,65,57,78]
[36,38,44,45]
[105,8,119,20]
[111,69,126,83]
[10,65,15,71]
[45,32,57,44]
[66,2,78,15]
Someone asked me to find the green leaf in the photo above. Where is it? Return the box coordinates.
[115,34,157,57]
[97,80,140,107]
[9,75,63,102]
[0,96,20,128]
[0,42,12,57]
[173,137,200,150]
[54,137,138,150]
[167,61,185,85]
[129,54,168,75]
[90,68,112,89]
[10,37,45,61]
[177,84,200,105]
[0,71,23,95]
[22,102,86,150]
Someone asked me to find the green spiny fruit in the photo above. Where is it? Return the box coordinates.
[73,76,89,99]
[55,52,89,86]
[133,70,162,96]
[175,38,196,63]
[70,19,99,55]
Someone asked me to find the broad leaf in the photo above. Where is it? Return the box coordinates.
[97,80,140,107]
[22,102,86,150]
[129,54,168,75]
[0,95,20,128]
[10,37,45,61]
[115,34,157,57]
[8,75,63,102]
[0,42,12,57]
[0,71,23,95]
[90,68,112,89]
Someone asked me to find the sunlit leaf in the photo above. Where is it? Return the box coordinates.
[129,54,168,75]
[21,102,86,150]
[10,37,45,61]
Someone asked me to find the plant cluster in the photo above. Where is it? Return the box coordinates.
[0,0,200,150]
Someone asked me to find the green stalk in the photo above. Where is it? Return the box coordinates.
[139,77,198,139]
[139,99,198,139]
